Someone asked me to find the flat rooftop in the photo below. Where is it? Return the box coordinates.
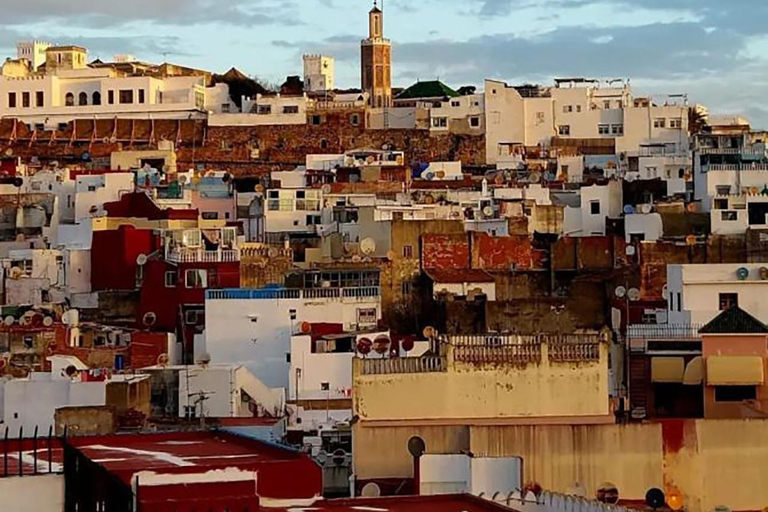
[265,494,517,512]
[68,431,305,480]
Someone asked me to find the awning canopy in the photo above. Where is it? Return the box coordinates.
[651,357,685,383]
[706,356,765,386]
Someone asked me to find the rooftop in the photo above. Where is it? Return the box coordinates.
[700,306,768,334]
[265,494,517,512]
[396,80,458,100]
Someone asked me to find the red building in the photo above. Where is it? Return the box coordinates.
[63,430,322,512]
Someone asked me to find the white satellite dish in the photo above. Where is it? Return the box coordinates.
[625,174,636,182]
[136,254,148,266]
[3,316,14,327]
[321,184,332,194]
[529,172,541,183]
[361,483,382,497]
[178,175,188,185]
[640,204,652,214]
[43,316,53,327]
[482,206,494,217]
[62,309,79,326]
[360,238,376,255]
[661,285,669,300]
[625,245,636,256]
[615,286,627,299]
[628,288,641,301]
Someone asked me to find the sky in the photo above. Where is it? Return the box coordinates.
[2,0,767,127]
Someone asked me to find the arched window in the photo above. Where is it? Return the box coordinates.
[92,91,101,106]
[65,93,74,107]
[78,92,88,106]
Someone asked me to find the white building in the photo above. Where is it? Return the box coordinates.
[562,181,623,236]
[0,44,231,129]
[16,41,51,71]
[303,55,334,93]
[666,264,768,326]
[212,93,308,126]
[204,270,381,389]
[74,172,134,222]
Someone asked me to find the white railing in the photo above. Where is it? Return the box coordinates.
[166,249,240,263]
[708,163,768,172]
[359,356,446,375]
[206,287,380,301]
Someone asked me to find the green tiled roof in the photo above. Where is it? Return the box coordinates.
[395,80,459,100]
[700,306,768,334]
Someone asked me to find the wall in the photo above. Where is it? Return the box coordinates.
[75,173,134,222]
[625,213,663,243]
[0,475,64,512]
[484,79,525,165]
[353,342,610,423]
[176,365,236,418]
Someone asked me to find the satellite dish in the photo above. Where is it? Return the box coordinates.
[221,173,232,183]
[42,316,53,327]
[361,483,382,497]
[373,334,391,354]
[178,175,189,185]
[3,316,14,327]
[15,234,24,242]
[425,171,435,181]
[596,482,619,505]
[136,254,148,266]
[625,174,636,182]
[331,449,347,466]
[422,326,436,339]
[4,148,13,157]
[623,205,635,215]
[482,206,494,217]
[760,267,768,280]
[81,151,91,162]
[351,255,362,263]
[40,280,51,291]
[401,338,415,353]
[662,285,669,300]
[255,184,265,195]
[667,488,684,511]
[386,250,395,261]
[625,245,636,256]
[142,312,157,327]
[300,321,312,334]
[360,238,376,255]
[196,352,212,365]
[64,365,79,378]
[614,286,627,299]
[685,234,697,246]
[640,203,652,214]
[9,267,23,279]
[321,184,332,194]
[356,337,373,355]
[628,288,641,301]
[109,136,118,144]
[737,267,750,280]
[407,436,426,458]
[62,309,79,326]
[156,353,169,366]
[12,177,23,188]
[529,172,541,183]
[645,488,666,510]
[102,137,110,144]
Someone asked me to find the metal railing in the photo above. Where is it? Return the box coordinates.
[627,324,701,340]
[166,249,240,263]
[207,287,380,301]
[708,163,768,172]
[359,356,446,375]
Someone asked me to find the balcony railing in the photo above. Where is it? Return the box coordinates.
[166,249,240,263]
[708,164,768,172]
[450,334,602,364]
[627,324,701,340]
[359,356,446,375]
[207,286,380,301]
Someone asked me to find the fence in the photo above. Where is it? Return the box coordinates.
[450,334,602,365]
[359,356,446,375]
[0,426,62,478]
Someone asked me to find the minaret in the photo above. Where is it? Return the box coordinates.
[361,0,392,108]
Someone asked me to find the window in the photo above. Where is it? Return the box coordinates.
[576,105,582,113]
[349,113,360,126]
[108,90,115,104]
[611,124,624,135]
[470,116,480,128]
[603,100,611,109]
[719,293,738,311]
[670,118,683,129]
[119,90,134,104]
[256,104,272,115]
[185,269,208,288]
[92,91,101,105]
[310,115,322,125]
[185,310,201,325]
[138,89,145,104]
[164,271,177,288]
[8,92,16,108]
[653,118,666,129]
[401,281,412,295]
[563,105,573,113]
[721,211,737,222]
[432,117,447,128]
[306,215,321,225]
[641,310,658,324]
[283,105,299,114]
[357,308,377,325]
[676,292,682,312]
[535,111,545,123]
[451,100,460,107]
[222,103,230,113]
[715,185,732,196]
[558,125,571,136]
[590,200,601,215]
[715,386,756,402]
[320,382,330,391]
[598,124,610,135]
[220,140,233,151]
[403,244,413,258]
[714,198,729,210]
[22,92,30,108]
[320,138,328,149]
[87,185,97,192]
[36,91,44,107]
[77,92,87,106]
[201,212,219,220]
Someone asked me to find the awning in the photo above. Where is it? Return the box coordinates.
[651,357,685,383]
[706,356,765,386]
[683,356,703,386]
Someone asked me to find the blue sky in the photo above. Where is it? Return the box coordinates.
[2,0,767,126]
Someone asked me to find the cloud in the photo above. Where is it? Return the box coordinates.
[0,0,298,27]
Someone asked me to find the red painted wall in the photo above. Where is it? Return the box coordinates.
[421,234,470,270]
[471,233,544,270]
[91,225,158,291]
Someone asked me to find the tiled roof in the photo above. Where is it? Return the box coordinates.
[396,80,458,100]
[700,306,768,334]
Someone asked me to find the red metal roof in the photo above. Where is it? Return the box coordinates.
[266,494,518,512]
[425,268,495,284]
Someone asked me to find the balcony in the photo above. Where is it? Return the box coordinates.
[206,286,380,301]
[627,324,702,354]
[708,164,768,172]
[166,248,240,263]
